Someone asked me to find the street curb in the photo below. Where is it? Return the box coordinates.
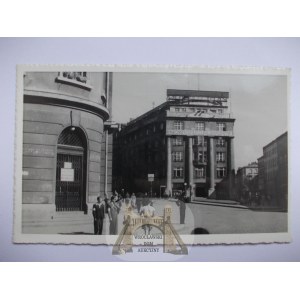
[191,201,249,209]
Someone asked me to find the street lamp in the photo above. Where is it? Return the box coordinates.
[184,182,187,193]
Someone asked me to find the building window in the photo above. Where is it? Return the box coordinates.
[181,107,186,112]
[160,123,164,130]
[174,121,184,130]
[195,122,205,131]
[172,151,183,162]
[217,167,226,178]
[194,136,207,147]
[217,122,226,131]
[195,167,205,178]
[217,109,223,114]
[146,129,149,135]
[216,138,225,147]
[197,151,207,162]
[153,125,156,132]
[216,152,225,162]
[173,137,183,146]
[175,107,180,112]
[173,167,183,178]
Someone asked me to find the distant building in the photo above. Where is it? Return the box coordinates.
[113,89,236,199]
[236,162,258,205]
[22,72,113,225]
[262,132,288,210]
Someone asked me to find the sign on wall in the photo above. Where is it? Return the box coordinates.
[61,162,74,182]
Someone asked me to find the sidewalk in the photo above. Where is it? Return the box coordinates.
[192,197,249,209]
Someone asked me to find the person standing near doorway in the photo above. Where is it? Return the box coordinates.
[92,196,105,235]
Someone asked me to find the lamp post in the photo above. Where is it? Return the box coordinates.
[184,182,187,194]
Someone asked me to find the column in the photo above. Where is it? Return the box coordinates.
[230,138,235,172]
[228,137,235,199]
[208,137,215,197]
[188,137,194,200]
[166,136,172,196]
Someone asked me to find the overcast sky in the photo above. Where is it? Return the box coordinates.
[111,72,287,169]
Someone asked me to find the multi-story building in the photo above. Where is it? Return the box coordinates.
[236,162,258,204]
[22,71,113,226]
[113,89,235,200]
[262,132,288,210]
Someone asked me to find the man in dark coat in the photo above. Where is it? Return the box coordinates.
[92,196,105,235]
[176,192,187,224]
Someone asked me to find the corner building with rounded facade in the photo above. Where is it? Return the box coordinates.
[113,89,235,200]
[22,72,112,225]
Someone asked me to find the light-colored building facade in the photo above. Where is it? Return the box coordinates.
[113,89,235,199]
[22,72,113,226]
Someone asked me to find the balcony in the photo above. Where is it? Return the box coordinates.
[193,159,207,167]
[166,129,234,137]
[166,110,232,119]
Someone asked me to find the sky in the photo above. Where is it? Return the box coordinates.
[111,72,288,169]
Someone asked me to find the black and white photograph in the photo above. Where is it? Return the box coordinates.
[13,65,290,245]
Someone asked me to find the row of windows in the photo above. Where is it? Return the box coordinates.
[172,151,226,162]
[172,137,226,147]
[172,167,226,178]
[173,121,227,131]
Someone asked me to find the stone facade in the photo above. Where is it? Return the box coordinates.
[22,72,111,225]
[113,89,235,200]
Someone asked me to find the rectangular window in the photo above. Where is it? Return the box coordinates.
[196,122,205,131]
[216,138,225,147]
[217,167,226,178]
[197,151,207,162]
[216,152,225,162]
[174,121,184,130]
[194,136,207,146]
[175,107,180,112]
[173,137,183,146]
[217,122,226,131]
[173,167,183,178]
[172,151,183,162]
[160,123,164,130]
[195,167,205,178]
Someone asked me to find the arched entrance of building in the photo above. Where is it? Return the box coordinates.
[55,126,87,213]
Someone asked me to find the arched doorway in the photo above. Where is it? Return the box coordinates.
[55,126,87,212]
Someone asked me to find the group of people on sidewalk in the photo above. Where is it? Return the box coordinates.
[92,190,189,235]
[92,191,139,235]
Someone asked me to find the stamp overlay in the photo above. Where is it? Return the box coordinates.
[13,65,291,253]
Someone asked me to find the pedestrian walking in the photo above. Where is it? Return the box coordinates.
[130,193,136,209]
[176,192,186,224]
[140,199,155,235]
[92,196,105,235]
[108,196,120,235]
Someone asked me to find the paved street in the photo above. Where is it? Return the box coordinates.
[23,197,288,235]
[147,199,288,235]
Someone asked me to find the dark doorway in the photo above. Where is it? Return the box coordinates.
[195,186,207,197]
[55,127,87,212]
